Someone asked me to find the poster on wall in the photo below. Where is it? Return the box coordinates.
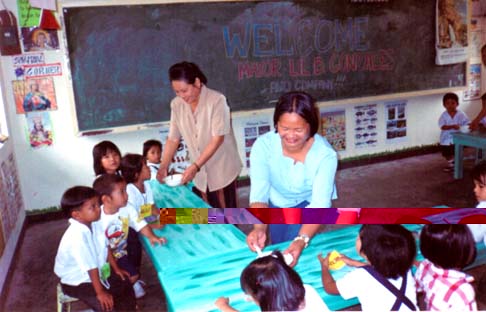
[158,126,190,173]
[463,63,481,101]
[470,18,486,59]
[385,100,408,143]
[354,104,378,148]
[17,0,42,27]
[320,109,346,151]
[435,0,468,65]
[0,153,23,243]
[242,116,271,169]
[25,111,54,148]
[12,77,57,114]
[20,27,59,52]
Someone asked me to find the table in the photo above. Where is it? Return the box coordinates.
[452,131,486,179]
[148,180,211,208]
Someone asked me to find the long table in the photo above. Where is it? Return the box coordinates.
[142,225,435,311]
[452,131,486,179]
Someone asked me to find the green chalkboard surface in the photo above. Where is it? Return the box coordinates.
[63,0,466,132]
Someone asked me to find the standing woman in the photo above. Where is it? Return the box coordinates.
[157,62,242,208]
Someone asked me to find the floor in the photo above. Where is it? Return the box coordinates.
[2,152,486,312]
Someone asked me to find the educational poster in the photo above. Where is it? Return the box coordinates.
[0,153,23,243]
[25,111,54,148]
[158,126,190,173]
[12,77,57,114]
[470,18,486,59]
[435,0,468,65]
[20,27,59,52]
[242,117,271,169]
[463,63,481,101]
[354,104,378,148]
[320,109,346,151]
[385,100,408,143]
[17,0,42,27]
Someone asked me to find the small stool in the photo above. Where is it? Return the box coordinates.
[56,283,80,312]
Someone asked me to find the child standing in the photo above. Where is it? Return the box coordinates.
[415,224,477,311]
[54,186,136,311]
[93,174,167,299]
[143,139,162,180]
[438,92,470,172]
[319,225,417,311]
[215,251,329,312]
[93,140,122,176]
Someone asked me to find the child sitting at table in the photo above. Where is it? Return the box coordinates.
[93,140,122,176]
[54,186,136,311]
[415,225,477,311]
[143,139,162,180]
[319,225,417,311]
[93,174,167,299]
[438,92,470,172]
[215,251,329,312]
[120,153,161,227]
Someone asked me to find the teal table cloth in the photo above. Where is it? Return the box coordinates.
[148,180,211,208]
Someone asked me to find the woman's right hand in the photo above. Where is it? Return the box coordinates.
[156,165,168,183]
[246,227,267,251]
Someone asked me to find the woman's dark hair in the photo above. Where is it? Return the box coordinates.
[472,160,486,185]
[120,153,145,184]
[169,61,208,85]
[92,141,121,175]
[359,225,416,279]
[143,139,162,158]
[240,250,305,311]
[420,224,476,270]
[442,92,459,105]
[273,91,319,137]
[92,174,125,199]
[60,186,98,217]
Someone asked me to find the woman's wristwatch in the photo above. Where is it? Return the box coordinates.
[293,234,310,248]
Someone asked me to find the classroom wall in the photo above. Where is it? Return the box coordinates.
[0,0,483,212]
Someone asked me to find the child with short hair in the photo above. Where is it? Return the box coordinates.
[54,186,136,311]
[215,251,329,312]
[121,153,161,226]
[143,139,162,180]
[415,224,477,311]
[319,225,417,311]
[93,174,167,299]
[93,140,122,176]
[438,92,470,172]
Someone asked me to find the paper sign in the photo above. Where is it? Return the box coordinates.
[17,0,41,27]
[23,63,62,78]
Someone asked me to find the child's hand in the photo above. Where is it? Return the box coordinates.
[114,267,131,281]
[317,252,330,268]
[215,297,230,309]
[96,289,114,311]
[149,235,167,246]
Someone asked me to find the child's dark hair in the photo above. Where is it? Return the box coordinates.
[92,141,121,175]
[442,92,459,105]
[359,225,416,279]
[240,250,305,312]
[472,160,486,185]
[143,140,162,158]
[60,186,98,217]
[120,153,145,183]
[420,225,476,270]
[92,174,125,198]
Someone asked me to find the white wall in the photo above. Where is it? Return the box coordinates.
[0,0,482,212]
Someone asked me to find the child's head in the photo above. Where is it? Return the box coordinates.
[60,186,100,223]
[120,153,150,184]
[240,251,305,312]
[92,174,128,210]
[92,141,122,175]
[357,225,416,279]
[472,160,486,203]
[420,224,476,270]
[442,92,459,113]
[143,140,162,164]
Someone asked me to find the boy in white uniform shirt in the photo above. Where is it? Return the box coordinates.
[54,186,135,311]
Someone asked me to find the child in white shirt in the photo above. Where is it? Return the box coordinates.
[143,139,162,180]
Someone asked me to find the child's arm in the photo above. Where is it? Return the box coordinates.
[88,268,114,311]
[139,225,167,246]
[107,249,130,280]
[215,297,239,312]
[339,254,366,267]
[441,124,460,130]
[317,253,340,295]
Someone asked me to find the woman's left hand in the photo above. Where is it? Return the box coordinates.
[284,239,306,267]
[181,164,198,184]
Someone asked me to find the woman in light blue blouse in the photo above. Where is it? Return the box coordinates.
[246,91,338,264]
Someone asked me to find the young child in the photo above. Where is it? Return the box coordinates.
[92,174,167,299]
[121,153,161,226]
[54,186,136,311]
[319,225,417,311]
[143,139,162,180]
[472,160,486,208]
[415,225,477,311]
[215,251,329,312]
[93,140,122,176]
[438,92,470,172]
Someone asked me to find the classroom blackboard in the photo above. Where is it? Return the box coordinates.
[63,0,466,133]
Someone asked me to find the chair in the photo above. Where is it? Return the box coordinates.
[56,283,84,312]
